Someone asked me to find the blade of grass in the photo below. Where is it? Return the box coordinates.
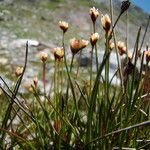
[86,120,150,145]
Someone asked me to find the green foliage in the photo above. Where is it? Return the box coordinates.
[0,0,150,149]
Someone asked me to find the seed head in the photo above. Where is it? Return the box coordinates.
[101,14,111,32]
[53,47,64,60]
[90,32,100,46]
[117,41,127,55]
[59,21,69,33]
[121,0,130,14]
[15,67,23,77]
[90,7,99,23]
[40,52,48,62]
[109,41,115,50]
[70,38,89,55]
[127,51,132,60]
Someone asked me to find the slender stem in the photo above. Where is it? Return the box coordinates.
[105,33,109,103]
[70,54,75,73]
[76,50,82,78]
[93,22,99,72]
[65,54,74,104]
[126,10,129,53]
[110,0,124,92]
[42,62,46,96]
[86,120,150,145]
[60,59,63,94]
[90,45,94,93]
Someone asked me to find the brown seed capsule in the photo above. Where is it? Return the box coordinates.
[90,32,100,46]
[70,38,89,55]
[53,47,64,60]
[101,14,111,32]
[90,7,99,23]
[59,21,69,33]
[54,120,61,134]
[121,0,130,14]
[15,67,23,77]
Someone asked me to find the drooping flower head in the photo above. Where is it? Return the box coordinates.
[90,7,99,23]
[59,21,69,33]
[70,38,89,55]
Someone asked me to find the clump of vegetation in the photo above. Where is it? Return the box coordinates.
[0,0,150,149]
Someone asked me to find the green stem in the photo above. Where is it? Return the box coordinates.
[90,45,94,93]
[105,33,109,103]
[93,22,99,72]
[42,62,46,96]
[86,52,110,147]
[76,50,82,78]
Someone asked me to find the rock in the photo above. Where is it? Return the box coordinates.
[9,39,39,48]
[0,58,8,65]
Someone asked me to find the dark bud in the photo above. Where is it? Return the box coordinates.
[121,0,130,14]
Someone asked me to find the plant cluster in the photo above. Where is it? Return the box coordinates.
[0,0,150,149]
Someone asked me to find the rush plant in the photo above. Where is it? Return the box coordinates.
[0,0,150,149]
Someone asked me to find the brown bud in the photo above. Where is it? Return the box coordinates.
[70,38,89,55]
[90,7,99,23]
[90,32,100,46]
[121,0,130,14]
[59,21,69,33]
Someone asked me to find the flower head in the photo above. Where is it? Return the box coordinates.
[117,41,127,55]
[15,67,23,77]
[90,32,100,46]
[145,50,150,63]
[127,51,132,60]
[59,21,69,33]
[70,38,89,55]
[90,7,99,23]
[109,41,115,50]
[40,52,48,62]
[101,14,111,32]
[53,47,64,60]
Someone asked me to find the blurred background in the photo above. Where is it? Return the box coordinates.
[0,0,150,86]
